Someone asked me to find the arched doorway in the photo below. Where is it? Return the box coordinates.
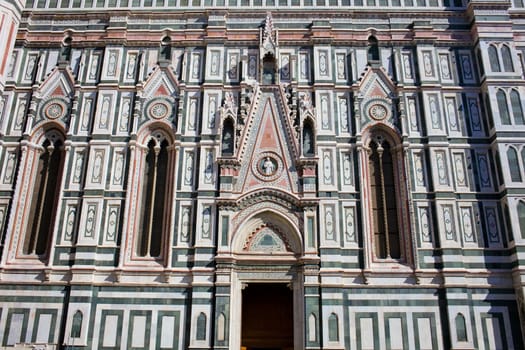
[228,210,305,350]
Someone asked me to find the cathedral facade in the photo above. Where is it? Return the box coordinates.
[0,0,524,349]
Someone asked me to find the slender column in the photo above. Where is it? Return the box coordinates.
[144,144,160,256]
[376,143,391,258]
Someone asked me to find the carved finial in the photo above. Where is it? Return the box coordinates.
[263,12,275,45]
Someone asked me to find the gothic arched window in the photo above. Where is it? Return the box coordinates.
[124,127,175,265]
[328,313,339,342]
[455,313,468,342]
[196,312,207,341]
[507,147,522,182]
[24,131,65,256]
[368,134,401,259]
[497,89,511,125]
[302,120,315,156]
[71,310,83,338]
[501,45,514,72]
[221,118,234,156]
[137,138,169,257]
[489,45,501,72]
[368,36,380,62]
[518,201,525,238]
[510,89,524,124]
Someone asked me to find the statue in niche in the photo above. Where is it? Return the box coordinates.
[221,120,234,155]
[262,157,275,175]
[303,124,314,156]
[160,37,172,61]
[368,36,380,62]
[60,38,72,62]
[262,53,276,84]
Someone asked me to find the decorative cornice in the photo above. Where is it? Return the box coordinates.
[217,188,318,211]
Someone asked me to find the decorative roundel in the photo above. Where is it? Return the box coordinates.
[147,99,172,120]
[369,103,388,120]
[42,100,67,120]
[253,152,283,182]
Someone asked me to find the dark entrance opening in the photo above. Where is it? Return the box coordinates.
[241,283,294,350]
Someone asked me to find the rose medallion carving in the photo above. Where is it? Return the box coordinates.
[147,99,172,120]
[42,100,67,120]
[369,103,388,120]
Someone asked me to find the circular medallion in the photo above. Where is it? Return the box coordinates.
[42,100,67,120]
[253,152,283,182]
[147,100,172,120]
[369,103,388,120]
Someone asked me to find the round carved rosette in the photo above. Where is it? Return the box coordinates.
[42,99,67,120]
[369,104,387,120]
[147,99,172,120]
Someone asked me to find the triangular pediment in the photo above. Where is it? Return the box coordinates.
[140,65,179,99]
[356,65,400,131]
[356,65,396,100]
[234,91,299,195]
[36,67,75,100]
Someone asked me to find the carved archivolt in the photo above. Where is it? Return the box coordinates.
[231,208,302,255]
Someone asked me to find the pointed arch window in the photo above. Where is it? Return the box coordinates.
[497,89,511,125]
[510,90,524,124]
[497,89,525,126]
[489,45,501,72]
[368,134,401,259]
[501,45,514,72]
[507,147,522,182]
[71,311,83,338]
[518,201,525,239]
[137,137,169,258]
[455,313,468,342]
[328,313,339,342]
[24,131,65,256]
[196,313,207,341]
